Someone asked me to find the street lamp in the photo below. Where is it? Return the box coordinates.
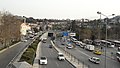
[97,12,102,39]
[97,11,115,68]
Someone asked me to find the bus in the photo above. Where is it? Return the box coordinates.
[100,40,115,47]
[112,40,120,47]
[116,52,120,62]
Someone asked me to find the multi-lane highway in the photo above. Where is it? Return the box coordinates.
[55,38,120,68]
[39,38,74,68]
[0,39,33,68]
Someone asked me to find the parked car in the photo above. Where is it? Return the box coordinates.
[89,57,100,64]
[40,56,47,65]
[57,53,65,60]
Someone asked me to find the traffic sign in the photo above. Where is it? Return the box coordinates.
[63,32,68,36]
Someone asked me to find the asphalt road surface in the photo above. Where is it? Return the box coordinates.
[55,38,120,68]
[0,39,33,68]
[39,38,74,68]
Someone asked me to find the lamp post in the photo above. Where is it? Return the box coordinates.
[97,11,115,68]
[97,12,101,39]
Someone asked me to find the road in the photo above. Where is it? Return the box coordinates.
[39,38,74,68]
[0,39,33,68]
[55,38,120,68]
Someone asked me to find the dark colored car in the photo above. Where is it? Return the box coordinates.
[49,45,52,48]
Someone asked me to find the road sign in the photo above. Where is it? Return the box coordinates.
[63,32,68,36]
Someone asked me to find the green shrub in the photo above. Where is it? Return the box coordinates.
[19,39,39,65]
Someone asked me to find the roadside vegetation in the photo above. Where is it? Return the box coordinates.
[19,38,39,65]
[0,11,22,50]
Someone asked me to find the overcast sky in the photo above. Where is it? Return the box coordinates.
[0,0,120,20]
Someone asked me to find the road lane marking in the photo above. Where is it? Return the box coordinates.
[55,62,59,67]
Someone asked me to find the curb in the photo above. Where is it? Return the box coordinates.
[33,42,42,68]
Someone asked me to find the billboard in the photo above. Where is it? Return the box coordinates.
[69,33,76,36]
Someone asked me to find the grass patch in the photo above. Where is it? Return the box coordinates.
[19,39,39,65]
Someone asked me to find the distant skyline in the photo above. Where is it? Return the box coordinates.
[0,0,120,20]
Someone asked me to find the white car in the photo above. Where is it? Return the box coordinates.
[57,53,65,60]
[40,56,47,65]
[66,45,73,49]
[21,40,27,42]
[89,57,100,64]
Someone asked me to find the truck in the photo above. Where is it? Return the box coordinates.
[85,44,95,51]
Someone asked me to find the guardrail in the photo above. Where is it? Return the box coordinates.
[51,41,90,68]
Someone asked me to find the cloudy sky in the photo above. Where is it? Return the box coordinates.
[0,0,120,19]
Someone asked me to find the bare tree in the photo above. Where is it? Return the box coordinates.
[0,11,22,48]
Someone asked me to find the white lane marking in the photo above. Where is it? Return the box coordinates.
[55,62,59,67]
[75,48,91,57]
[49,51,52,56]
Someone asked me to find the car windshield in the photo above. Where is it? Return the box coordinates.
[41,57,46,60]
[96,58,100,61]
[59,54,64,56]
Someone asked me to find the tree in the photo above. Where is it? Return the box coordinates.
[0,11,22,48]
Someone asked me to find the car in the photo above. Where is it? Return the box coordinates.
[61,43,65,45]
[49,45,52,48]
[89,57,100,64]
[118,47,120,51]
[94,50,102,55]
[21,40,27,42]
[42,38,47,43]
[40,56,47,65]
[57,53,65,60]
[66,45,73,49]
[94,51,102,55]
